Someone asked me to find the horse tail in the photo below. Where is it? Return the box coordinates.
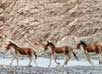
[71,49,79,60]
[33,50,37,59]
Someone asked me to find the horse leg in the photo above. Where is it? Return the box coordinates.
[98,53,101,64]
[84,50,92,64]
[28,56,32,67]
[10,52,17,65]
[48,55,53,67]
[10,57,15,65]
[53,55,60,65]
[15,51,19,66]
[80,46,92,64]
[16,55,19,66]
[98,49,102,64]
[33,56,38,66]
[63,54,70,66]
[32,51,38,66]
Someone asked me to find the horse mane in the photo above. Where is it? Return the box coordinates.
[47,42,56,48]
[10,41,20,48]
[80,40,87,47]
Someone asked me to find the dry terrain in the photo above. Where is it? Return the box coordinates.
[0,65,102,74]
[0,0,102,50]
[0,0,102,74]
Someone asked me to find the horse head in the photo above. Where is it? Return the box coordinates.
[80,40,87,47]
[76,40,87,49]
[43,41,50,51]
[44,41,55,51]
[5,41,12,50]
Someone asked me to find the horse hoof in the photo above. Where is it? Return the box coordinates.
[48,65,50,67]
[28,65,32,67]
[99,61,102,64]
[62,65,65,67]
[88,61,92,64]
[48,65,51,67]
[58,63,60,65]
[10,63,12,66]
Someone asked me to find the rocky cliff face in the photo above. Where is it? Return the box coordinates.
[0,0,102,50]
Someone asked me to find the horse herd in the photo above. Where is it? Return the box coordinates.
[0,37,102,67]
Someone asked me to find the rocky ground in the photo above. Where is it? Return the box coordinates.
[0,65,102,74]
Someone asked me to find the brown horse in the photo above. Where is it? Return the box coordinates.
[43,41,79,66]
[77,40,102,64]
[5,41,37,66]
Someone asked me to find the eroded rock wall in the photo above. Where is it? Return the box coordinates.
[0,0,102,49]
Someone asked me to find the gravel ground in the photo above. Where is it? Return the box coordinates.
[0,65,102,74]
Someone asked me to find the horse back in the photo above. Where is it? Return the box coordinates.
[86,44,99,53]
[18,48,32,56]
[55,46,69,53]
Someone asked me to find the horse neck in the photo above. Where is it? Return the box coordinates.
[82,44,87,49]
[80,41,87,48]
[11,43,20,50]
[79,43,88,52]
